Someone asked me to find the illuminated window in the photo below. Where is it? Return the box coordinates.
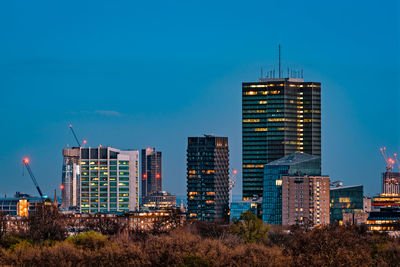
[243,119,260,123]
[339,197,351,203]
[244,91,256,95]
[254,128,268,132]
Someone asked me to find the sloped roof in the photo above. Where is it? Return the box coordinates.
[267,152,320,166]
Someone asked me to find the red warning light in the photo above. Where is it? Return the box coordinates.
[23,158,30,164]
[143,174,147,179]
[156,174,161,178]
[60,185,64,190]
[233,169,238,175]
[83,140,87,144]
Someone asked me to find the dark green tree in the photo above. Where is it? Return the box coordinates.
[231,211,269,243]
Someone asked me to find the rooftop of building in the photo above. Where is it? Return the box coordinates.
[266,152,320,166]
[231,196,262,204]
[144,191,176,197]
[330,185,363,191]
[259,78,305,82]
[0,192,43,201]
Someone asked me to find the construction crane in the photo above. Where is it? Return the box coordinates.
[380,147,395,172]
[69,124,81,147]
[22,158,44,198]
[229,169,237,204]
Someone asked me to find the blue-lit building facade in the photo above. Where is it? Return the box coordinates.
[329,185,364,225]
[230,197,262,221]
[263,152,321,224]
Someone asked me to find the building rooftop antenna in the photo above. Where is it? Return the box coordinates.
[278,44,281,78]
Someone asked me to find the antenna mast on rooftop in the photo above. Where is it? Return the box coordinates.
[278,44,281,78]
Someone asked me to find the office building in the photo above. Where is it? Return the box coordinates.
[329,185,364,225]
[230,196,262,221]
[242,77,321,199]
[282,175,330,226]
[371,193,400,210]
[0,192,42,216]
[263,152,321,224]
[367,207,400,231]
[382,172,400,195]
[141,148,162,199]
[142,191,177,210]
[187,135,229,222]
[62,146,139,213]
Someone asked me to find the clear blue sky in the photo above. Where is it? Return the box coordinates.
[0,0,399,198]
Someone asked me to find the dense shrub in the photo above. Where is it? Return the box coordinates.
[66,230,108,249]
[1,221,400,266]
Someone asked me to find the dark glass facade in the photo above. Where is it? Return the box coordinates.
[230,198,262,221]
[263,153,321,224]
[242,78,321,199]
[141,148,162,200]
[329,185,364,225]
[187,136,229,222]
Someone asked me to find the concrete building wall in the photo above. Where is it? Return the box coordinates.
[282,176,329,226]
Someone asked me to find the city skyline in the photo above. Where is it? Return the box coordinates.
[0,0,399,199]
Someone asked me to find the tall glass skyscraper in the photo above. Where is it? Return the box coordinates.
[263,152,321,224]
[242,77,321,199]
[141,148,162,200]
[62,146,139,213]
[187,135,230,222]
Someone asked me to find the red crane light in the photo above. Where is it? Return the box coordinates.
[23,158,30,164]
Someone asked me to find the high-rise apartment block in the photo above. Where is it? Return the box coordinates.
[62,146,139,213]
[282,175,330,226]
[242,77,321,199]
[263,152,321,224]
[382,172,400,195]
[141,148,162,199]
[187,135,229,222]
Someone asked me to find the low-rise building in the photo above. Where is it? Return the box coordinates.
[367,207,400,231]
[230,197,262,221]
[141,191,177,210]
[127,210,185,231]
[0,192,43,216]
[329,185,364,225]
[342,212,368,225]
